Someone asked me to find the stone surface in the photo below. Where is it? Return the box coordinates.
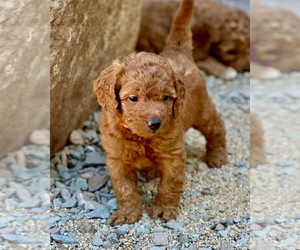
[85,152,106,166]
[115,224,129,236]
[2,234,39,244]
[18,198,41,208]
[92,235,103,246]
[50,0,142,156]
[88,175,108,192]
[51,234,77,244]
[29,130,50,145]
[86,207,110,219]
[178,234,189,243]
[69,130,84,145]
[215,224,225,231]
[188,214,200,221]
[16,188,32,201]
[153,233,169,246]
[61,198,77,208]
[0,0,49,158]
[136,227,150,236]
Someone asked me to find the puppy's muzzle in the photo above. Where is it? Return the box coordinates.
[148,118,161,131]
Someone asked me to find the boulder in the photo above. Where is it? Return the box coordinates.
[0,0,49,158]
[50,0,142,156]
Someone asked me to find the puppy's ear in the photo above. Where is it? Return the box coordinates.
[173,77,186,118]
[94,61,124,113]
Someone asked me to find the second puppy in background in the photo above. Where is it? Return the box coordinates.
[137,0,250,79]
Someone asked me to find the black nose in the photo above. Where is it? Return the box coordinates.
[148,118,161,131]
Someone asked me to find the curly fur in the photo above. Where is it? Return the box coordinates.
[94,0,227,225]
[136,0,250,78]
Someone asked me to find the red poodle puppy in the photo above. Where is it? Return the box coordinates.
[94,0,227,225]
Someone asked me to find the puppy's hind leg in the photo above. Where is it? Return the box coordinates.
[193,100,227,168]
[196,56,237,79]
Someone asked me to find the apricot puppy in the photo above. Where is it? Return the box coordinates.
[94,0,227,225]
[137,0,250,78]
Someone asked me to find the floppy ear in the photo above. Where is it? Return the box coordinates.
[93,61,124,113]
[173,76,186,119]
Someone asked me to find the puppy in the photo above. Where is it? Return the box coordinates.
[250,1,300,78]
[94,0,227,225]
[137,0,250,79]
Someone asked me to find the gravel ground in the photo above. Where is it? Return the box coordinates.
[49,72,250,249]
[250,73,300,249]
[0,130,50,249]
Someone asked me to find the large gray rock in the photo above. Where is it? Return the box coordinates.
[0,0,50,158]
[50,0,142,156]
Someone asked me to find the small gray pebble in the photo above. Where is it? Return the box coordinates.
[187,214,200,221]
[106,198,117,211]
[51,234,77,244]
[50,227,60,234]
[50,216,60,228]
[233,215,241,224]
[164,220,183,230]
[107,234,119,244]
[153,232,168,246]
[53,198,62,210]
[5,199,19,210]
[136,227,150,236]
[233,167,247,176]
[60,189,71,201]
[217,230,228,239]
[115,224,129,236]
[2,234,38,244]
[250,224,262,231]
[233,232,249,248]
[92,235,103,246]
[85,152,106,166]
[0,216,15,224]
[215,224,225,231]
[61,198,77,208]
[167,246,180,250]
[183,244,197,250]
[102,240,112,248]
[86,207,110,219]
[234,161,249,167]
[252,230,266,238]
[178,234,189,243]
[88,175,108,192]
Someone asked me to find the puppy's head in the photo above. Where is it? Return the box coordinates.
[94,52,185,138]
[212,9,250,72]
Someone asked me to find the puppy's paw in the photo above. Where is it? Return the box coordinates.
[151,204,178,222]
[222,67,237,80]
[250,62,281,80]
[205,147,227,168]
[110,209,141,226]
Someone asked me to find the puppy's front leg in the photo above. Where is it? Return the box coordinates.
[107,158,142,225]
[152,156,185,222]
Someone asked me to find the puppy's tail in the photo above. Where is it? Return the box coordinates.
[163,0,194,59]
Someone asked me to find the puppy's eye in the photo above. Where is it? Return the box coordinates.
[163,95,169,102]
[129,96,139,102]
